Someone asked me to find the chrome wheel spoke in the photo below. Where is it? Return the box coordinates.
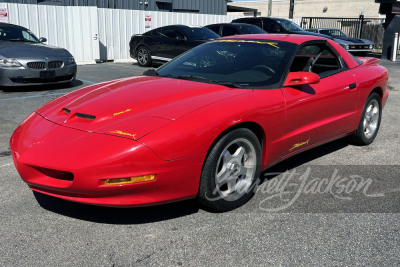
[226,179,237,194]
[214,138,257,200]
[216,167,231,185]
[232,146,245,161]
[222,150,233,164]
[239,165,248,177]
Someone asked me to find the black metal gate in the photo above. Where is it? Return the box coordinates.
[300,16,385,47]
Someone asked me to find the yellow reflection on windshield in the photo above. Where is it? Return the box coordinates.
[210,39,280,49]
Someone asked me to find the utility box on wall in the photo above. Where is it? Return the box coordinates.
[375,0,400,60]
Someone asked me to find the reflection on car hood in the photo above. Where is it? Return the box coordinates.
[0,42,68,58]
[36,76,250,140]
[333,36,373,45]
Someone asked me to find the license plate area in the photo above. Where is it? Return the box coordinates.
[40,70,56,79]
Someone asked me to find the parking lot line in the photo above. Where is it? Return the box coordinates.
[0,92,67,102]
[79,79,97,85]
[0,163,12,168]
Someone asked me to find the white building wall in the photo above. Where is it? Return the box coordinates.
[229,0,382,18]
[3,3,241,63]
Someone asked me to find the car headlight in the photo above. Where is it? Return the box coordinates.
[0,58,22,67]
[67,56,75,65]
[369,45,374,49]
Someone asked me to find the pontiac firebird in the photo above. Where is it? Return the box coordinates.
[10,34,389,211]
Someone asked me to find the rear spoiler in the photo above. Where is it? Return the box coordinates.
[357,57,380,65]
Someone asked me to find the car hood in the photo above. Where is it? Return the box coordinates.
[0,42,68,58]
[36,76,250,140]
[290,30,333,40]
[333,36,373,45]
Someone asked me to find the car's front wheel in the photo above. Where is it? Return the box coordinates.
[197,128,262,212]
[137,46,151,67]
[351,92,382,145]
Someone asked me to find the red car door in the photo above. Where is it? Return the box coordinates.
[280,42,359,157]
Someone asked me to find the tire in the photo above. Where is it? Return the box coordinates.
[351,92,382,145]
[137,46,152,67]
[197,128,262,212]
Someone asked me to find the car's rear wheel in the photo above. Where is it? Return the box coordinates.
[137,46,151,67]
[197,128,262,212]
[351,92,382,145]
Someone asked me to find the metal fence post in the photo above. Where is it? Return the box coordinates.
[358,14,365,39]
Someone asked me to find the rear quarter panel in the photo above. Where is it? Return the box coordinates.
[351,62,389,119]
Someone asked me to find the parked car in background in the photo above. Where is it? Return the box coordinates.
[232,17,331,39]
[129,25,219,67]
[0,23,77,87]
[307,28,374,54]
[205,23,266,37]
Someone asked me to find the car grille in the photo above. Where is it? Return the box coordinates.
[349,45,371,50]
[10,74,74,84]
[27,61,64,69]
[27,62,46,69]
[48,61,63,69]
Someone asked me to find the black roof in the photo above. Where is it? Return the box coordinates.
[206,23,261,27]
[0,23,28,29]
[235,17,288,20]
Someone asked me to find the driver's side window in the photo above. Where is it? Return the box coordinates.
[290,43,343,78]
[160,27,184,39]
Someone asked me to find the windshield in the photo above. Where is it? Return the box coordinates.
[153,39,297,88]
[278,20,304,32]
[183,27,220,40]
[0,25,39,42]
[320,29,347,37]
[238,24,266,34]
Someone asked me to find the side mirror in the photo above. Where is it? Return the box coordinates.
[39,37,47,43]
[284,71,320,87]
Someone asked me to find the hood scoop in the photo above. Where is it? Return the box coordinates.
[75,113,96,120]
[62,108,96,122]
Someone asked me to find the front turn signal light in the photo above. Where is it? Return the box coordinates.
[102,174,156,186]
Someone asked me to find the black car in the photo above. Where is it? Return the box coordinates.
[129,25,219,67]
[232,17,331,39]
[205,23,266,37]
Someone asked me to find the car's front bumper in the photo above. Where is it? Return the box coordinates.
[0,63,77,86]
[347,48,374,53]
[10,112,204,207]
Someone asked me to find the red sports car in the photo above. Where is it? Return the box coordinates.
[10,34,389,211]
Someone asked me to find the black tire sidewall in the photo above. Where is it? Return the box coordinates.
[198,128,262,212]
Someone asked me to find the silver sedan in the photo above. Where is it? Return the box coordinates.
[0,23,77,87]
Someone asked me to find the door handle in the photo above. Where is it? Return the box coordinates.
[349,83,357,90]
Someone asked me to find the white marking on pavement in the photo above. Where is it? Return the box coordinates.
[0,163,12,168]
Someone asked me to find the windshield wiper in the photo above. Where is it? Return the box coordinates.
[143,68,159,76]
[143,69,174,78]
[176,75,212,82]
[213,81,245,88]
[176,75,245,88]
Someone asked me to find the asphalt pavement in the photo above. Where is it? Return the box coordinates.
[0,60,399,266]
